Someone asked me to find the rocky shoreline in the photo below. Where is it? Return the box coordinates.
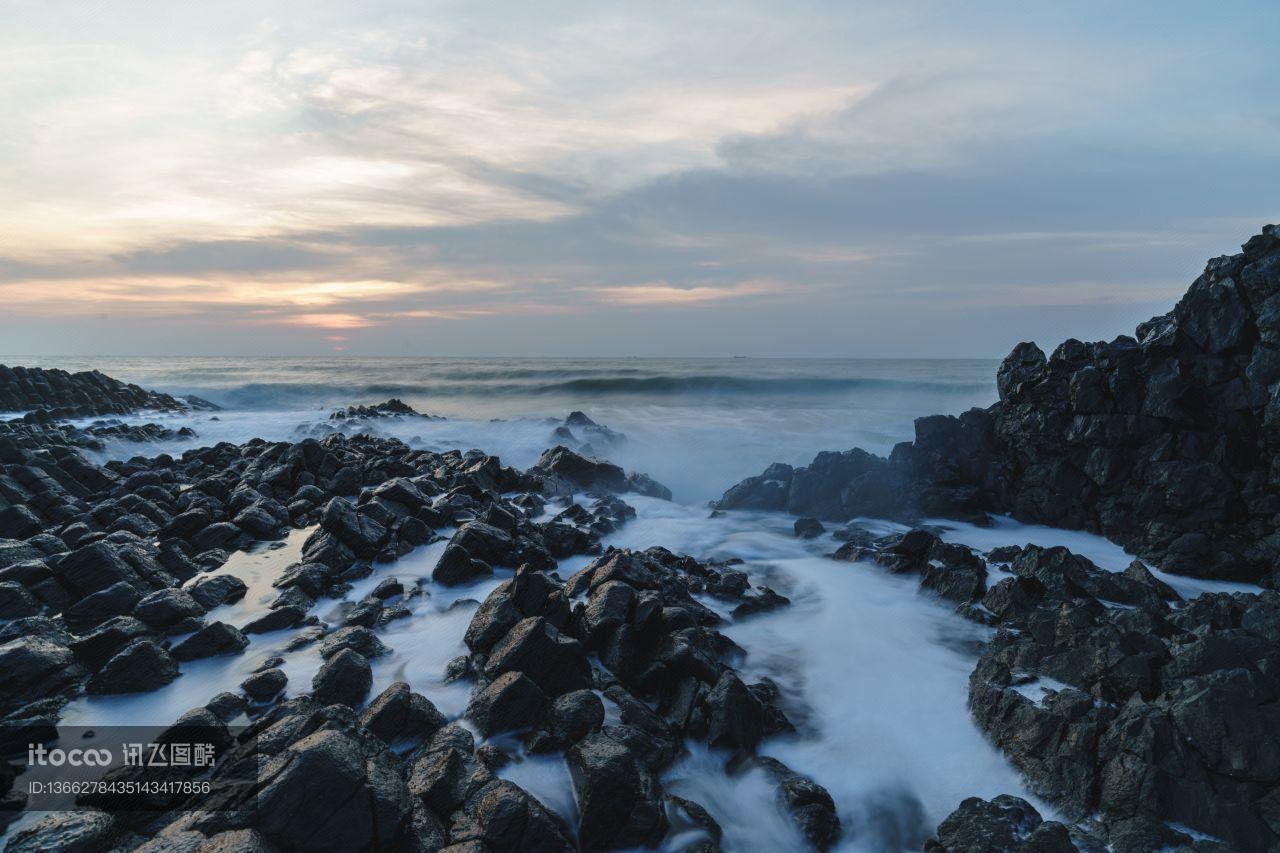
[0,227,1276,852]
[719,225,1280,587]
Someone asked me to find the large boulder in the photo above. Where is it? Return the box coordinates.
[359,681,445,745]
[482,617,591,697]
[926,795,1076,852]
[170,621,249,661]
[253,728,411,851]
[86,638,178,695]
[0,636,86,713]
[567,729,668,850]
[311,648,372,707]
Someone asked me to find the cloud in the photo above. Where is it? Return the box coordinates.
[0,1,1276,357]
[590,281,784,306]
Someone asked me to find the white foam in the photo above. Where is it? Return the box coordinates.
[923,514,1261,600]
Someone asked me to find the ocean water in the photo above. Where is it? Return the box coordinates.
[4,356,998,503]
[4,357,1255,849]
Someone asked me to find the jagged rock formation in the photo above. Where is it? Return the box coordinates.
[718,226,1280,583]
[841,524,1276,851]
[328,398,442,421]
[0,364,216,418]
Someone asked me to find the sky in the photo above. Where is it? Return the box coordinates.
[1,0,1277,358]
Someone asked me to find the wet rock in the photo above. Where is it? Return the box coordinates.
[318,497,388,560]
[67,616,150,670]
[483,616,592,697]
[926,794,1076,853]
[318,625,390,660]
[531,446,629,493]
[3,810,117,852]
[448,778,575,852]
[197,829,274,853]
[190,522,244,552]
[0,635,86,712]
[568,729,668,850]
[794,517,825,538]
[627,472,672,501]
[466,671,548,736]
[241,604,307,634]
[731,587,791,619]
[0,504,42,539]
[432,543,492,586]
[206,691,248,721]
[171,621,249,661]
[749,756,842,850]
[549,689,605,746]
[0,539,43,571]
[407,736,491,817]
[0,580,40,618]
[311,648,372,707]
[241,668,287,702]
[186,573,248,610]
[86,638,178,694]
[715,227,1280,584]
[703,671,765,753]
[371,576,403,599]
[360,681,446,745]
[133,588,205,630]
[63,580,141,632]
[450,521,513,566]
[253,728,411,851]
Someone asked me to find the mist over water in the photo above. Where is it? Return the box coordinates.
[7,356,1082,850]
[7,356,998,503]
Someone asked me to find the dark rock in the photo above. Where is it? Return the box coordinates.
[731,587,791,619]
[253,728,411,851]
[432,543,492,586]
[0,580,40,618]
[549,689,605,745]
[447,779,575,852]
[568,729,668,850]
[241,668,287,702]
[311,648,372,707]
[206,691,248,720]
[794,517,825,539]
[3,810,117,853]
[171,621,249,661]
[450,521,513,566]
[0,635,86,712]
[926,794,1076,853]
[68,616,150,669]
[466,671,548,736]
[483,616,592,697]
[360,681,445,744]
[750,756,843,850]
[703,672,766,753]
[531,446,629,493]
[241,604,307,634]
[87,638,178,694]
[0,504,42,539]
[318,497,388,559]
[63,580,141,632]
[318,625,390,660]
[187,574,248,610]
[714,226,1280,584]
[133,588,205,629]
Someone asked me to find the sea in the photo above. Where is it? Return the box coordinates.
[6,356,1001,504]
[1,357,1253,850]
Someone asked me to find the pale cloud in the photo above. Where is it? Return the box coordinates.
[280,312,373,329]
[0,2,1275,357]
[591,281,784,306]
